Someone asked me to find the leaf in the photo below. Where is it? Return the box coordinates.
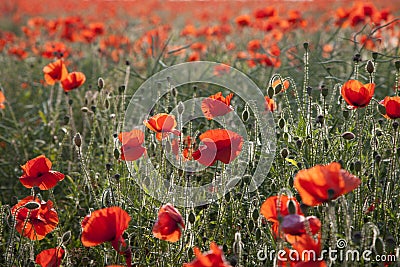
[285,158,299,168]
[38,110,47,124]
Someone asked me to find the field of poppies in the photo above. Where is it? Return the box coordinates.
[0,0,400,266]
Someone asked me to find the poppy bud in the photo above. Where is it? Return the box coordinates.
[114,173,120,181]
[280,148,289,158]
[316,114,324,124]
[303,42,309,50]
[252,209,259,221]
[242,108,249,122]
[353,53,361,62]
[90,105,96,113]
[374,154,381,163]
[296,139,302,149]
[278,118,285,129]
[24,201,40,210]
[225,192,231,202]
[61,230,71,244]
[341,131,355,140]
[255,228,261,241]
[125,60,130,66]
[267,86,274,98]
[393,121,399,130]
[352,231,362,244]
[74,133,82,147]
[321,87,329,97]
[274,83,282,94]
[306,86,312,96]
[188,212,195,224]
[114,148,120,159]
[343,110,350,119]
[63,115,70,125]
[177,101,184,115]
[366,60,375,74]
[354,161,361,172]
[287,199,297,214]
[81,107,89,113]
[68,99,73,106]
[118,85,125,94]
[372,52,378,61]
[395,60,400,71]
[172,87,177,97]
[282,132,289,141]
[97,77,105,90]
[248,219,254,232]
[105,163,111,171]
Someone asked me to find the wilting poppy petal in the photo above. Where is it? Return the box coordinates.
[383,96,400,119]
[294,162,361,206]
[81,206,131,251]
[43,59,68,85]
[183,242,232,267]
[144,113,180,141]
[19,155,64,190]
[341,80,374,108]
[152,203,184,242]
[201,92,234,120]
[192,129,243,166]
[11,196,59,241]
[36,247,65,267]
[118,130,146,161]
[61,72,86,92]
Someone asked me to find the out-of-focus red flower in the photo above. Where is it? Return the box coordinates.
[144,113,180,141]
[247,39,262,52]
[235,15,251,27]
[382,96,400,119]
[192,129,243,166]
[61,72,86,92]
[213,64,231,76]
[0,91,5,109]
[11,196,59,240]
[43,59,69,85]
[201,92,234,120]
[19,155,64,190]
[294,162,361,206]
[183,242,232,267]
[118,129,146,161]
[152,203,184,242]
[41,41,69,59]
[280,214,321,236]
[188,51,200,61]
[36,247,65,267]
[254,7,276,19]
[341,80,374,108]
[265,96,276,112]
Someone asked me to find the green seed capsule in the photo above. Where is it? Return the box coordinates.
[252,209,259,221]
[189,212,195,224]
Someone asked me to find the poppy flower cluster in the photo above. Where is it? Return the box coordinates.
[43,59,86,92]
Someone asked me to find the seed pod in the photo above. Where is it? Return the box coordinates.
[278,118,285,129]
[395,60,400,71]
[242,108,249,122]
[372,52,378,61]
[63,115,70,125]
[177,101,184,115]
[274,83,282,94]
[288,199,297,214]
[316,114,324,124]
[306,86,312,96]
[353,53,361,62]
[303,42,309,50]
[354,161,362,172]
[189,212,195,224]
[114,148,120,160]
[118,85,125,94]
[68,98,73,106]
[374,237,385,255]
[81,107,89,113]
[97,77,105,90]
[248,220,254,232]
[280,148,289,158]
[255,228,261,241]
[24,201,40,210]
[366,60,375,74]
[341,131,355,140]
[393,121,399,130]
[252,209,259,221]
[296,139,302,149]
[321,87,329,97]
[74,133,82,147]
[267,86,274,98]
[61,230,71,244]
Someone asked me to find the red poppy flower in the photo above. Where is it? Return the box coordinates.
[11,196,59,240]
[61,72,86,92]
[0,90,5,109]
[201,92,234,120]
[36,247,65,267]
[118,129,146,161]
[260,195,302,238]
[81,206,131,253]
[235,15,251,27]
[19,155,65,190]
[144,113,181,141]
[265,96,276,112]
[152,203,184,242]
[341,80,375,108]
[183,242,232,267]
[382,96,400,119]
[192,129,243,166]
[43,59,68,85]
[294,162,361,206]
